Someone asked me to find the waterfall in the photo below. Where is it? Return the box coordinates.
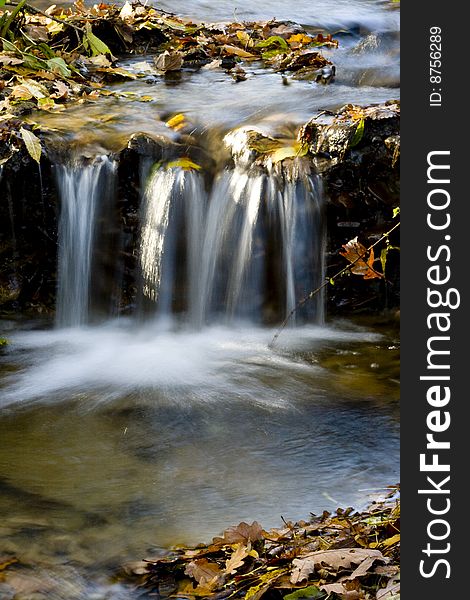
[53,150,325,328]
[140,160,324,326]
[139,168,206,319]
[56,156,116,328]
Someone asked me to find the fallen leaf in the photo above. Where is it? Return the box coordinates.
[236,30,254,47]
[86,54,112,68]
[11,79,49,100]
[166,158,201,171]
[291,548,387,584]
[50,81,69,99]
[339,237,383,280]
[376,579,400,599]
[20,127,42,163]
[185,559,222,586]
[46,57,72,77]
[37,97,56,110]
[349,118,365,148]
[0,55,23,65]
[166,113,186,130]
[98,66,137,79]
[288,34,313,46]
[224,544,249,574]
[344,555,379,580]
[245,568,286,600]
[381,534,400,549]
[213,521,264,545]
[203,59,222,70]
[154,51,183,72]
[284,585,325,600]
[256,36,289,51]
[222,44,256,59]
[320,583,361,600]
[119,1,134,21]
[84,22,112,56]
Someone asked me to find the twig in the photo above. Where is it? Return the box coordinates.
[4,2,86,33]
[268,221,400,348]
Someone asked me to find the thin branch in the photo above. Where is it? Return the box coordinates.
[268,221,400,348]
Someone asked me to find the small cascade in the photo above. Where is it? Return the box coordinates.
[196,169,266,324]
[266,163,325,324]
[53,134,325,328]
[139,168,206,319]
[139,158,324,326]
[56,156,116,328]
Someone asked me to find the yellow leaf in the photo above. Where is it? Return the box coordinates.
[166,113,186,130]
[288,33,313,46]
[37,97,56,110]
[381,534,400,548]
[97,67,137,79]
[270,146,298,163]
[166,158,202,171]
[236,31,254,47]
[20,127,42,164]
[222,44,256,59]
[224,544,249,574]
[246,569,286,600]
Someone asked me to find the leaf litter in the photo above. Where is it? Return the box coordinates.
[0,1,340,162]
[117,487,400,600]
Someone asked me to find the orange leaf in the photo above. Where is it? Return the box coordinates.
[339,237,383,280]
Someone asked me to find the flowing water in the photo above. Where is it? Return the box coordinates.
[56,157,117,327]
[1,1,399,598]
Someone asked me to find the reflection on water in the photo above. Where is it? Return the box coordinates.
[0,319,399,597]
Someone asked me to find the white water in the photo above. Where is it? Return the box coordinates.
[55,156,117,327]
[140,168,206,318]
[0,321,383,408]
[137,158,324,326]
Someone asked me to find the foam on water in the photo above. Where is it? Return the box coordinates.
[1,321,381,409]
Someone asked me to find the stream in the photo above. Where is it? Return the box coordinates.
[0,1,400,598]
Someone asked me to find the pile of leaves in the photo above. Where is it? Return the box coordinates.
[0,0,337,115]
[0,1,336,162]
[120,489,400,600]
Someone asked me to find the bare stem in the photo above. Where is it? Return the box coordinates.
[268,221,400,348]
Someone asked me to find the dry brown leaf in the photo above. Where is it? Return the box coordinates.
[213,521,264,545]
[224,544,249,574]
[185,559,222,586]
[344,555,378,580]
[50,81,69,99]
[339,237,383,280]
[291,548,387,584]
[376,580,400,599]
[0,55,23,66]
[372,565,400,577]
[222,44,256,59]
[154,51,184,72]
[321,583,362,600]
